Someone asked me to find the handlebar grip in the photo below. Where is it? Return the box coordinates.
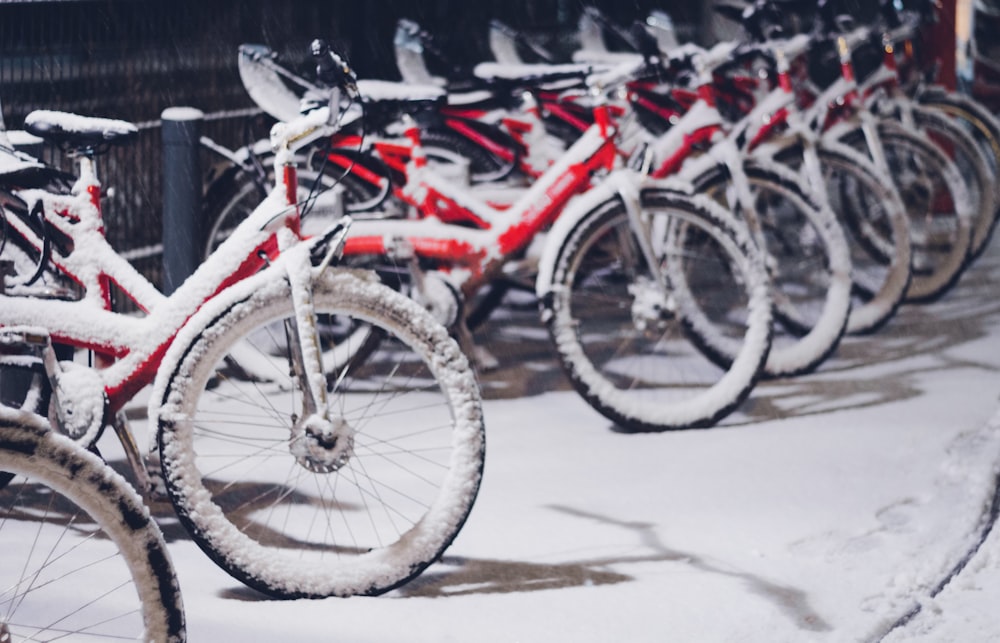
[309,39,358,96]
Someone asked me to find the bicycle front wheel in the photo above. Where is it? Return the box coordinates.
[817,142,913,334]
[0,409,185,642]
[154,269,485,598]
[910,104,995,264]
[541,188,772,431]
[694,159,853,377]
[840,120,973,302]
[917,87,1000,258]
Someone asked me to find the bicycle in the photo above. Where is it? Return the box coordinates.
[865,0,1000,260]
[331,50,775,431]
[661,28,914,334]
[202,40,532,262]
[550,2,975,308]
[0,404,185,642]
[0,64,486,599]
[803,0,992,300]
[475,37,855,375]
[391,18,888,358]
[253,33,844,381]
[713,0,977,303]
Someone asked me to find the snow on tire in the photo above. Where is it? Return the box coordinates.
[153,269,485,598]
[541,188,772,431]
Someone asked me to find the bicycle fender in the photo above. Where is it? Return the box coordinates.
[535,175,626,304]
[146,261,292,454]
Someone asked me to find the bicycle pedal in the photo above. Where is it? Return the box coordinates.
[0,326,51,349]
[5,283,80,301]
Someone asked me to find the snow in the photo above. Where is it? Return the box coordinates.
[356,79,444,102]
[106,227,1000,640]
[160,107,204,122]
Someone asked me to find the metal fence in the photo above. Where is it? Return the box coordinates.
[1,0,701,291]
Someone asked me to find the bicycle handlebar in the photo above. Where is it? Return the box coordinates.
[309,39,359,98]
[269,103,335,153]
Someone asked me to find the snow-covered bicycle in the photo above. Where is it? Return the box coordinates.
[0,404,185,642]
[0,62,486,599]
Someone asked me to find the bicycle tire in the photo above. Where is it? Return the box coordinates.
[839,120,973,302]
[153,269,485,598]
[816,141,913,333]
[420,128,518,184]
[0,408,185,642]
[692,158,853,377]
[910,104,995,263]
[917,88,1000,258]
[541,188,772,431]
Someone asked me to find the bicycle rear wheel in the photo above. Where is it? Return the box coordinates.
[153,269,485,598]
[0,409,185,642]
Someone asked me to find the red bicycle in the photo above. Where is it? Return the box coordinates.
[0,67,485,599]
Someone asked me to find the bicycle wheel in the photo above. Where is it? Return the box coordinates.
[153,269,485,598]
[693,159,853,377]
[839,120,973,302]
[420,128,518,184]
[917,88,1000,258]
[0,409,185,642]
[541,187,772,431]
[910,104,994,264]
[819,142,913,333]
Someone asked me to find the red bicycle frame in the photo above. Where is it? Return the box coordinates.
[342,101,619,296]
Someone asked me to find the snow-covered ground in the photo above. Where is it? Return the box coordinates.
[130,232,1000,642]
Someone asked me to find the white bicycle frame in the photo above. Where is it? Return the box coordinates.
[0,102,351,487]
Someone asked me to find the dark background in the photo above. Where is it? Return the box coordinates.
[1,0,704,124]
[0,1,703,286]
[0,0,887,290]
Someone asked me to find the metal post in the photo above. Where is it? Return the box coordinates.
[161,106,204,294]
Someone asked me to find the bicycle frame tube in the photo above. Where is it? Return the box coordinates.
[343,108,618,291]
[0,143,304,413]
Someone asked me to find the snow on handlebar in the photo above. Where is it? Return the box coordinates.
[841,25,872,52]
[269,103,336,154]
[585,55,647,93]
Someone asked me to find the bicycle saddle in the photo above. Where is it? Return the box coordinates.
[23,110,138,152]
[354,79,446,133]
[472,62,595,88]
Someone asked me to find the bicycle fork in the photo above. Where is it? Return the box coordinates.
[281,222,356,473]
[605,170,684,329]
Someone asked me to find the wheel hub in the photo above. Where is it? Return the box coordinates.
[290,414,355,473]
[628,276,675,333]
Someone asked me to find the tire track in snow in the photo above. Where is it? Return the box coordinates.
[876,468,1000,640]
